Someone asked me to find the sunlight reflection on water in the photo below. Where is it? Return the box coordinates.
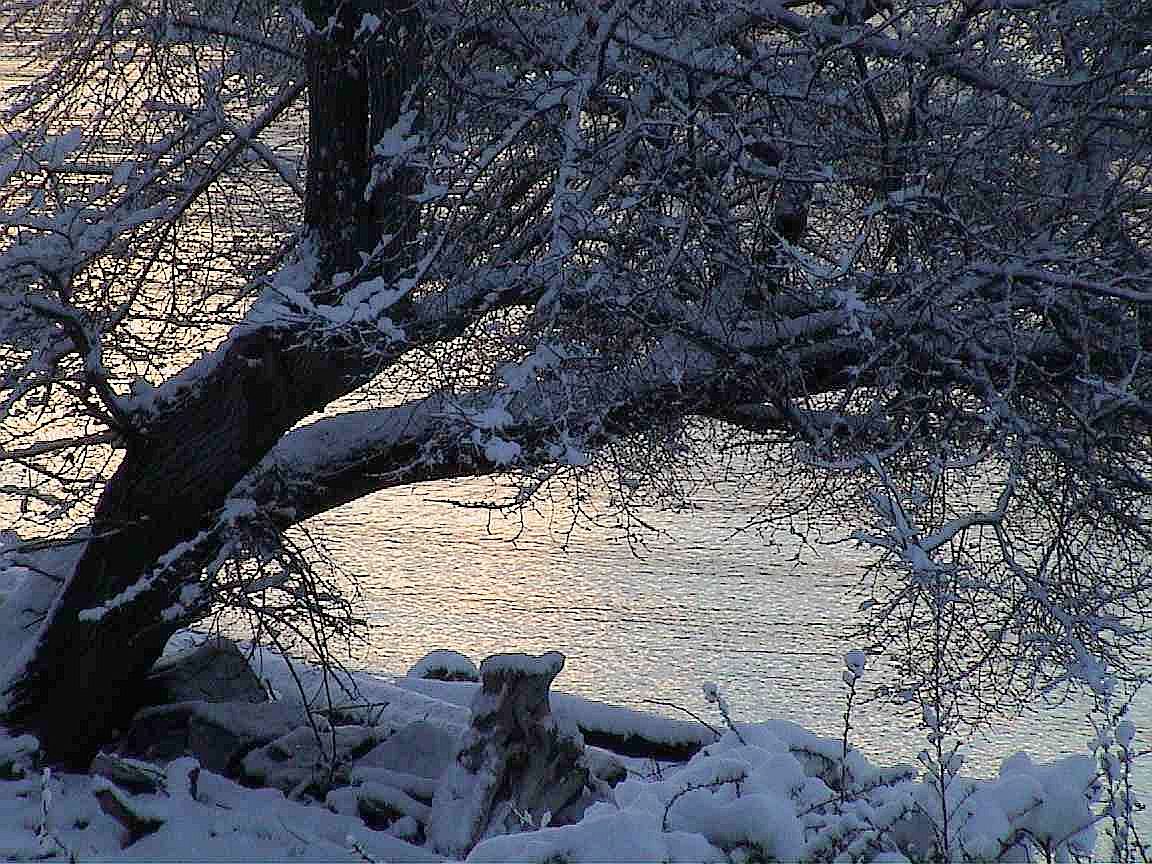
[310,476,1151,811]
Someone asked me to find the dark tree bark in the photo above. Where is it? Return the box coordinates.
[2,334,353,765]
[306,0,421,292]
[0,0,420,767]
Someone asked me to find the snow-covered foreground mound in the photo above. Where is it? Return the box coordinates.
[0,748,442,862]
[470,728,1098,863]
[0,635,1107,862]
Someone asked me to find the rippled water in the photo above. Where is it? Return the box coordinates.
[311,476,1150,800]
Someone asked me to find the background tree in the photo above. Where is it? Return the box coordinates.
[0,0,1149,764]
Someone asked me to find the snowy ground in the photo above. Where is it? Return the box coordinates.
[0,628,1124,862]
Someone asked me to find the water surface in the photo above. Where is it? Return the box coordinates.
[312,476,1149,799]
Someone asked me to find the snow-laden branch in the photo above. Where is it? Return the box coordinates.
[855,457,1017,565]
[166,16,300,60]
[22,295,136,435]
[970,263,1152,305]
[0,431,120,461]
[92,322,858,624]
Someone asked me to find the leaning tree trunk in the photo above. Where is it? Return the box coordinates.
[1,0,420,767]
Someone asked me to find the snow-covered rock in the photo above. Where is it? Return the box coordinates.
[0,625,1115,862]
[117,700,308,774]
[354,719,460,781]
[91,752,171,796]
[240,723,381,795]
[408,649,480,682]
[91,756,201,847]
[147,636,268,705]
[357,780,432,828]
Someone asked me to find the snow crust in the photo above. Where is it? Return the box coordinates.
[468,807,725,863]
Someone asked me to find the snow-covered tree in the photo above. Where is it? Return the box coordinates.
[1,0,1149,763]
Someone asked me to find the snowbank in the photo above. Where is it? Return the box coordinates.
[0,630,1111,862]
[468,721,1098,863]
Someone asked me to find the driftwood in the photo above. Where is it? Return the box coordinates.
[579,727,704,762]
[428,652,590,857]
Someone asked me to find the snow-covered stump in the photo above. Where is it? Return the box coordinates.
[428,651,589,858]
